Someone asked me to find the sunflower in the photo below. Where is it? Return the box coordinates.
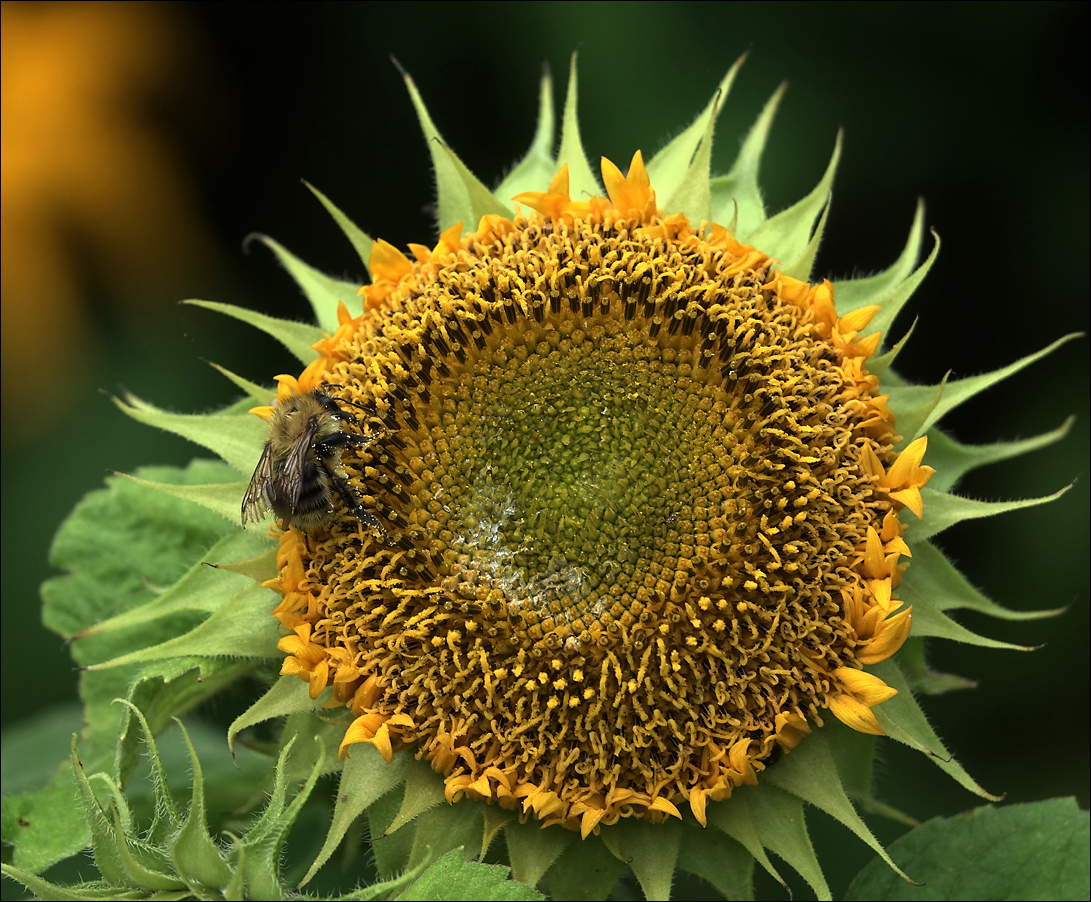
[41,55,1075,901]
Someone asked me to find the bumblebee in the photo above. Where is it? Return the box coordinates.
[241,389,384,536]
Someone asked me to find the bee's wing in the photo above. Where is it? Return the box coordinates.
[241,443,276,525]
[282,416,321,510]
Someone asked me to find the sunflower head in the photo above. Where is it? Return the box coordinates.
[82,52,1075,901]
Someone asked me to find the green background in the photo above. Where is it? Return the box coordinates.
[3,2,1087,898]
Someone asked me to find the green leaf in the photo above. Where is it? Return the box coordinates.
[183,299,324,365]
[648,54,745,206]
[504,817,572,890]
[556,52,601,202]
[845,799,1090,902]
[495,65,557,202]
[675,821,755,901]
[905,484,1072,543]
[711,83,786,236]
[1,768,88,875]
[301,745,409,886]
[397,848,545,901]
[599,817,681,901]
[304,180,374,277]
[747,130,841,267]
[399,63,511,232]
[832,199,925,314]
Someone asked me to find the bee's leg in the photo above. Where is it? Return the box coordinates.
[328,473,391,544]
[319,391,379,428]
[314,431,381,455]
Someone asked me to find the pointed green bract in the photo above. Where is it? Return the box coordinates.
[407,798,483,870]
[400,67,512,232]
[106,472,245,528]
[599,817,681,902]
[833,200,925,313]
[706,794,788,892]
[184,299,323,364]
[171,720,235,891]
[496,66,557,202]
[925,417,1074,493]
[675,823,756,902]
[781,192,830,280]
[301,744,409,886]
[748,130,842,268]
[868,318,917,376]
[897,636,978,697]
[252,235,363,332]
[916,334,1079,436]
[304,180,374,274]
[504,818,573,890]
[86,581,278,670]
[436,140,515,226]
[891,375,948,447]
[710,83,786,235]
[872,660,1001,801]
[904,588,1034,650]
[228,675,329,755]
[546,835,625,901]
[764,731,915,885]
[649,55,745,204]
[109,392,264,476]
[905,484,1071,543]
[904,539,1065,620]
[660,91,717,224]
[556,53,600,202]
[385,756,446,835]
[863,230,940,346]
[745,785,831,901]
[369,788,414,879]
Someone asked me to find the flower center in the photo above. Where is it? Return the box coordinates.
[301,215,896,827]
